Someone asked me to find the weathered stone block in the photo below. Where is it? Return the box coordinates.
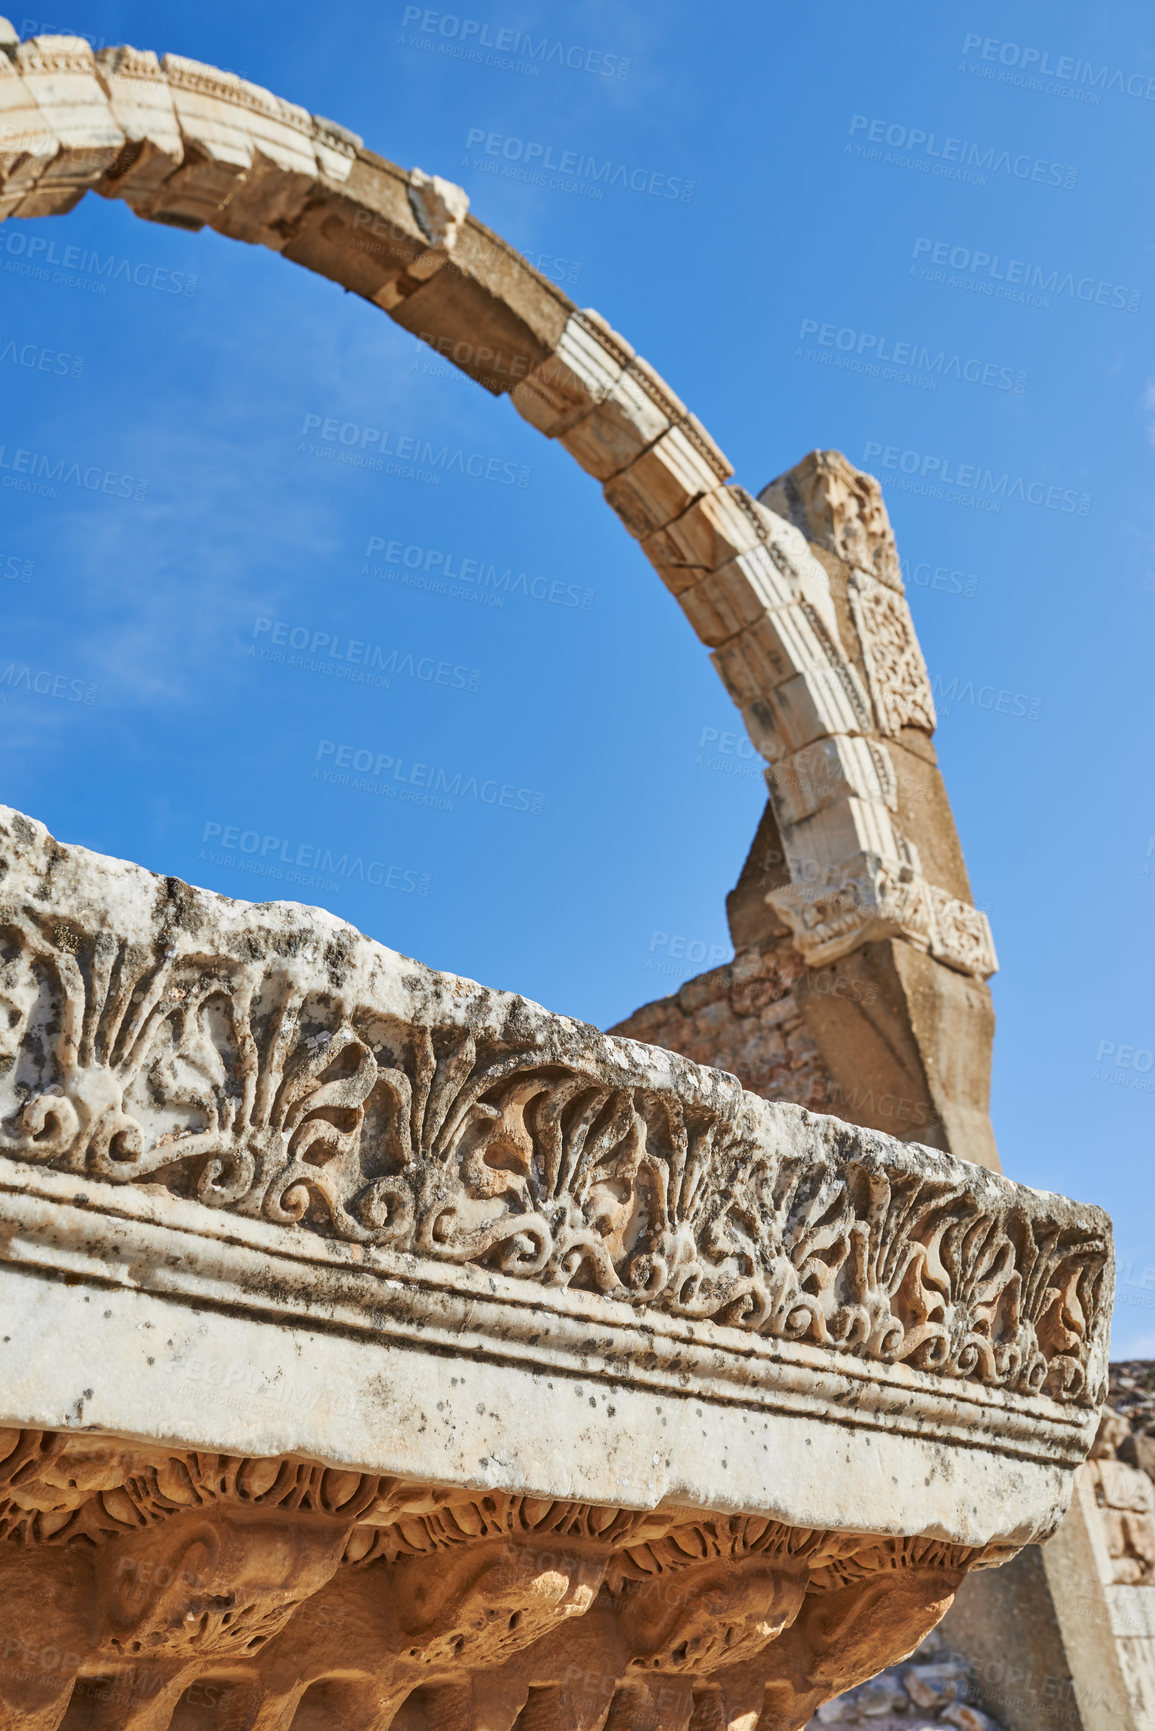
[93,45,183,205]
[642,483,766,591]
[769,736,898,825]
[560,360,677,479]
[279,148,422,300]
[388,228,567,394]
[0,51,58,216]
[603,417,732,537]
[511,306,631,434]
[679,539,801,636]
[4,36,122,215]
[783,796,907,881]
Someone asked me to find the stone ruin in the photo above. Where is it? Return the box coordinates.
[0,24,1129,1731]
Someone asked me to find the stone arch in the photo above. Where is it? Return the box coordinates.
[0,26,1001,1168]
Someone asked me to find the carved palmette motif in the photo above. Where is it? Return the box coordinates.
[0,908,1107,1405]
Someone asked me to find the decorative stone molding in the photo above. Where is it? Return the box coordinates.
[848,570,937,739]
[0,806,1072,1388]
[0,807,1114,1724]
[767,855,998,980]
[0,24,992,984]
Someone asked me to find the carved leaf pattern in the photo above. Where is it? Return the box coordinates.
[0,915,1107,1404]
[849,570,937,736]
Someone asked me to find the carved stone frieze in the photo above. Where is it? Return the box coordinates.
[0,806,1080,1394]
[848,570,937,737]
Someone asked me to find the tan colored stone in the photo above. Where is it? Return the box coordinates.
[280,149,425,302]
[511,307,631,435]
[560,360,677,479]
[603,418,733,538]
[760,448,902,591]
[642,484,767,589]
[94,45,183,205]
[4,36,122,216]
[388,216,570,393]
[146,52,257,225]
[0,51,57,217]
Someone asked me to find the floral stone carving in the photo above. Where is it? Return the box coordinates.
[0,805,1113,1728]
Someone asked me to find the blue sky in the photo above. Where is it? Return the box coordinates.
[3,1,1154,1349]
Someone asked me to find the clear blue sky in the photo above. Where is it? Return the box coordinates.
[3,1,1153,1349]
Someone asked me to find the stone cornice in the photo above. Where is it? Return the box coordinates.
[0,805,1111,1424]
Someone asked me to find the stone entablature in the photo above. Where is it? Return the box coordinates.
[0,806,1114,1726]
[0,24,993,986]
[0,806,1105,1407]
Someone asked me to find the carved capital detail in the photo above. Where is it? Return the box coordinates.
[767,851,998,980]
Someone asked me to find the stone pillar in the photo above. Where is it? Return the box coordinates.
[614,451,999,1174]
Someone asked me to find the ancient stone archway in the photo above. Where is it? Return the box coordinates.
[0,28,1000,1171]
[0,30,1119,1731]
